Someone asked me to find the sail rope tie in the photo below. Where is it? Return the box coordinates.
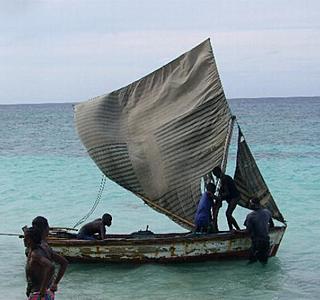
[72,174,107,229]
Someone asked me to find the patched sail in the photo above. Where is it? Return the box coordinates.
[234,127,285,223]
[74,39,232,229]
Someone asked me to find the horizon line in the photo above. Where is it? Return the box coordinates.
[0,95,319,106]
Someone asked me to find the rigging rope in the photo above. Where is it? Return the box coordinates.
[72,174,107,229]
[0,233,23,237]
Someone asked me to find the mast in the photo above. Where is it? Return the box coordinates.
[221,115,236,173]
[214,115,236,194]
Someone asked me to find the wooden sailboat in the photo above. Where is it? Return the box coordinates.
[48,39,286,263]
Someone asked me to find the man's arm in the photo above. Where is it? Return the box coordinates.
[244,216,252,233]
[50,251,68,292]
[100,223,106,240]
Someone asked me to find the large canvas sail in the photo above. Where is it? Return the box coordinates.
[74,39,232,229]
[234,127,285,223]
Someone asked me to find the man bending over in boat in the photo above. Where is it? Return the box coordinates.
[212,166,241,231]
[194,182,218,233]
[244,198,274,264]
[77,213,112,240]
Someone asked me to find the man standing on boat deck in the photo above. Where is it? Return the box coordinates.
[194,182,217,233]
[244,198,274,264]
[212,166,241,231]
[77,213,112,240]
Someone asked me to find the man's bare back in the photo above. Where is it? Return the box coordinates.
[77,213,112,240]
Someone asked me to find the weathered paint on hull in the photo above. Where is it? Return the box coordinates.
[48,226,286,263]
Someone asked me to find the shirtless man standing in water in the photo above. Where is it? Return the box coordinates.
[24,226,55,300]
[31,216,68,294]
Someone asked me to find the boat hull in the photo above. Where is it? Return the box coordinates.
[48,226,286,263]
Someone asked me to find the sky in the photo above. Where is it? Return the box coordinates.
[0,0,319,104]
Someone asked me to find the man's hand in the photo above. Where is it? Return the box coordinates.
[213,195,221,201]
[50,282,58,292]
[39,289,46,300]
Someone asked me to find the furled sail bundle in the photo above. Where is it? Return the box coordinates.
[74,39,233,229]
[234,127,285,223]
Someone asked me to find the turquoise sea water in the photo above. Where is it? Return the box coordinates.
[0,97,320,299]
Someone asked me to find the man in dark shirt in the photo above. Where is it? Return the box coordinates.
[244,198,275,264]
[212,166,241,231]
